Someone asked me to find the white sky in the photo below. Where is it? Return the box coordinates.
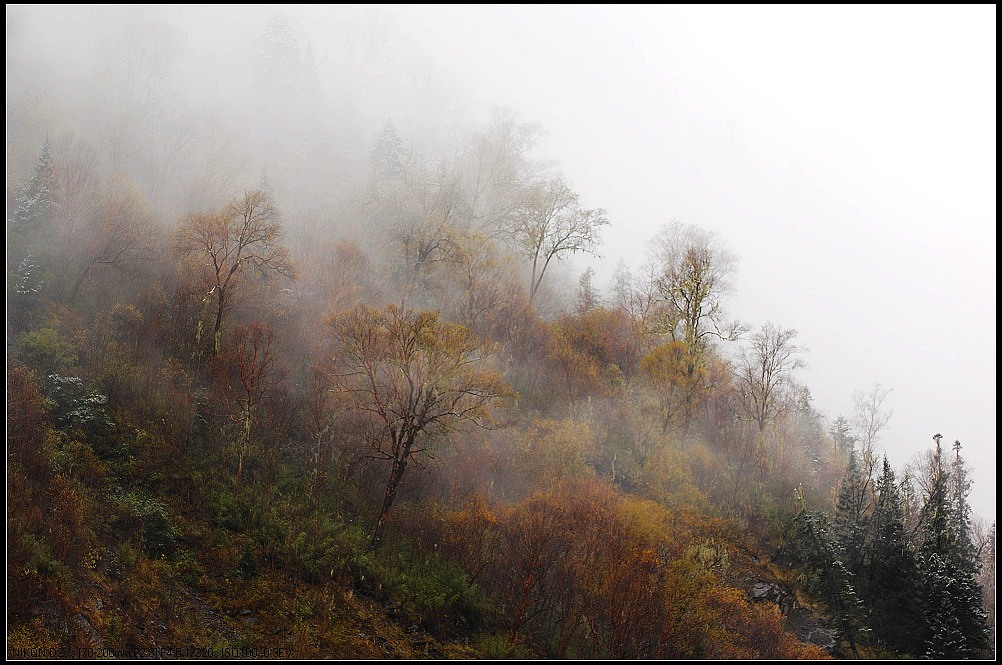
[374,5,996,518]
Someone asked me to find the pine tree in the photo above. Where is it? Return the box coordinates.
[370,120,406,182]
[10,138,57,231]
[9,138,59,308]
[252,15,300,89]
[794,488,867,658]
[864,457,923,654]
[919,435,952,556]
[921,552,968,658]
[976,521,995,657]
[917,434,989,658]
[830,416,857,454]
[833,449,871,579]
[948,440,976,571]
[898,469,921,543]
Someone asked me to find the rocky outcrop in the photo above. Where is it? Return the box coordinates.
[748,579,835,653]
[748,580,797,615]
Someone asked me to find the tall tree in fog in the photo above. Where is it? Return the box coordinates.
[864,456,923,654]
[948,440,976,569]
[98,22,182,175]
[175,190,295,355]
[459,108,544,235]
[648,223,739,429]
[368,154,468,300]
[253,15,301,89]
[8,139,58,307]
[734,323,807,432]
[51,135,100,278]
[650,222,740,352]
[851,382,893,482]
[229,321,282,490]
[370,120,407,183]
[324,304,511,549]
[10,138,57,232]
[575,267,600,314]
[830,416,857,455]
[66,181,155,304]
[833,448,873,582]
[509,178,608,304]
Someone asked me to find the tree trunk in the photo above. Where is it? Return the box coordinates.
[68,260,94,304]
[234,404,251,491]
[370,437,413,549]
[212,289,226,355]
[507,572,537,653]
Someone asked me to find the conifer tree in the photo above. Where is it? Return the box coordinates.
[794,488,866,658]
[948,440,976,571]
[864,457,923,654]
[917,434,988,658]
[10,138,58,231]
[370,120,406,183]
[9,138,59,308]
[833,449,871,579]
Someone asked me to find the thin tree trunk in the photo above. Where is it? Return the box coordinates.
[213,289,226,355]
[68,261,94,304]
[370,437,413,549]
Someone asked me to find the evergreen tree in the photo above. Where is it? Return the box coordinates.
[252,15,301,90]
[864,457,923,654]
[10,137,58,231]
[830,415,857,454]
[794,488,867,658]
[976,521,996,657]
[917,434,989,658]
[370,120,406,182]
[9,138,59,313]
[833,448,871,579]
[898,469,921,544]
[949,440,976,571]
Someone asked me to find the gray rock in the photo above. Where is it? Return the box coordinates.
[72,613,104,649]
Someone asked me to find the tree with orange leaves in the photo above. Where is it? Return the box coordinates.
[325,304,512,548]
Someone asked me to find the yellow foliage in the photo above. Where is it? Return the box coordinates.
[642,444,710,512]
[514,418,596,486]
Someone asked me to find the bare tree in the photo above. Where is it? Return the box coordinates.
[230,322,281,489]
[851,382,893,479]
[973,518,996,654]
[448,232,524,337]
[509,178,608,303]
[324,304,511,548]
[734,323,807,432]
[66,179,155,303]
[175,190,295,355]
[51,133,100,243]
[649,222,742,353]
[611,260,666,351]
[369,158,468,296]
[459,108,545,235]
[96,22,183,173]
[852,382,893,452]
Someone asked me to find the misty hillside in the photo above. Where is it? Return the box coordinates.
[6,6,994,660]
